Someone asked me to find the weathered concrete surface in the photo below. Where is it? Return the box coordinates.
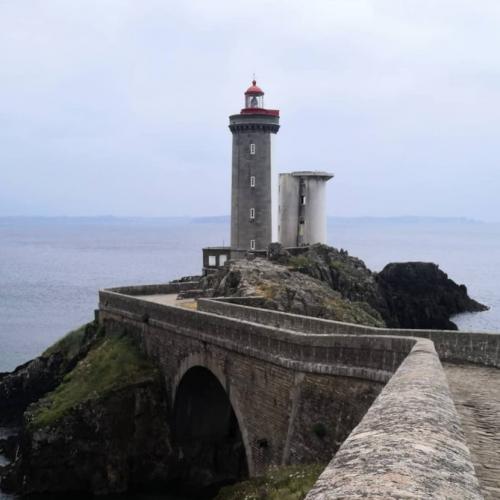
[140,293,196,309]
[444,363,500,500]
[306,341,482,500]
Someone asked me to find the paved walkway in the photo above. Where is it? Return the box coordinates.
[139,293,197,310]
[444,363,500,500]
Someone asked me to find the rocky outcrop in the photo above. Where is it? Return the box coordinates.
[2,381,173,495]
[377,262,488,330]
[201,243,487,330]
[0,331,176,496]
[201,257,385,327]
[0,323,102,426]
[286,244,391,320]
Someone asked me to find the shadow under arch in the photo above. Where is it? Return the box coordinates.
[172,365,249,496]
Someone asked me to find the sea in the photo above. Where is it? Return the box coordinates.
[0,216,499,499]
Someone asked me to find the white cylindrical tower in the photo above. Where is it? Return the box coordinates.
[278,171,333,247]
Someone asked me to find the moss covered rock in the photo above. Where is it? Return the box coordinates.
[2,333,174,496]
[216,464,325,500]
[201,257,385,327]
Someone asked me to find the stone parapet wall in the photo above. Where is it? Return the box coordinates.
[305,340,483,499]
[197,297,500,367]
[98,288,485,498]
[99,290,416,383]
[104,281,198,296]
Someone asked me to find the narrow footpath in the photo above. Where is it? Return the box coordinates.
[444,363,500,500]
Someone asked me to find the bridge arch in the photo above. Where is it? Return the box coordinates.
[172,353,252,492]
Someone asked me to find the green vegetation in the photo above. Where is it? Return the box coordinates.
[325,297,384,327]
[288,255,314,269]
[30,334,157,429]
[215,463,325,500]
[42,324,89,359]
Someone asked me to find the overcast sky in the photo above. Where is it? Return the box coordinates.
[1,0,499,221]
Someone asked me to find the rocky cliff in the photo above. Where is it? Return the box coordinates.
[200,256,385,327]
[0,327,175,496]
[201,243,487,330]
[377,261,487,329]
[0,322,102,427]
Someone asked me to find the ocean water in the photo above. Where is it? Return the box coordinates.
[0,216,499,500]
[1,217,499,373]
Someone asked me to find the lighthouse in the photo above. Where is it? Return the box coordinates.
[228,80,280,258]
[201,79,333,275]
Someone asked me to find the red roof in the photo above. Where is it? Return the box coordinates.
[241,108,279,117]
[245,80,264,95]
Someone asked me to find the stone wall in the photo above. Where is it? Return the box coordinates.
[104,281,198,296]
[98,292,386,477]
[198,297,500,367]
[100,290,418,383]
[98,288,484,497]
[305,340,483,499]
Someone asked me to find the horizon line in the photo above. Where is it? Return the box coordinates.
[0,214,491,223]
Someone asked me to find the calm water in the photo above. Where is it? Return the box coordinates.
[1,217,499,373]
[0,217,499,500]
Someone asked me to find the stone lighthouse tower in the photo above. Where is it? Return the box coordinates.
[229,80,280,258]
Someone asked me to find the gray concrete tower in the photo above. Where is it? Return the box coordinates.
[229,81,280,257]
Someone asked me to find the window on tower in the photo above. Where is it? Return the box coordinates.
[250,144,256,155]
[250,208,255,220]
[250,239,256,250]
[250,176,255,187]
[300,195,307,205]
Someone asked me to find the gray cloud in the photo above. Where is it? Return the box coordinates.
[0,0,499,220]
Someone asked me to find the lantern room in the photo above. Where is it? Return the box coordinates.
[244,80,264,109]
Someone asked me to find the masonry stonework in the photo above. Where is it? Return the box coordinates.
[98,284,489,498]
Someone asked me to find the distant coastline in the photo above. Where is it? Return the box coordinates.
[0,215,488,225]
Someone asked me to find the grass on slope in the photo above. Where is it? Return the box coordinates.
[42,324,89,359]
[215,464,325,500]
[31,334,157,429]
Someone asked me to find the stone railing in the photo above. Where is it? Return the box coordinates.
[99,289,418,383]
[305,340,482,499]
[104,281,199,296]
[99,287,485,499]
[197,297,500,368]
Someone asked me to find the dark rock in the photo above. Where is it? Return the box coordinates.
[287,244,391,321]
[376,262,488,330]
[0,322,102,426]
[267,242,290,264]
[2,381,174,496]
[200,257,385,327]
[171,275,202,283]
[200,243,487,330]
[0,435,18,462]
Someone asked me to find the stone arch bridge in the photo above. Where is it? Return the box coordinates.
[98,281,500,499]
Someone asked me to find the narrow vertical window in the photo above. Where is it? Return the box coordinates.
[250,176,256,187]
[250,208,255,220]
[250,143,256,155]
[250,239,256,250]
[300,195,307,205]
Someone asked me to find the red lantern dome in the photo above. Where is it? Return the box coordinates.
[240,79,279,117]
[244,80,264,96]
